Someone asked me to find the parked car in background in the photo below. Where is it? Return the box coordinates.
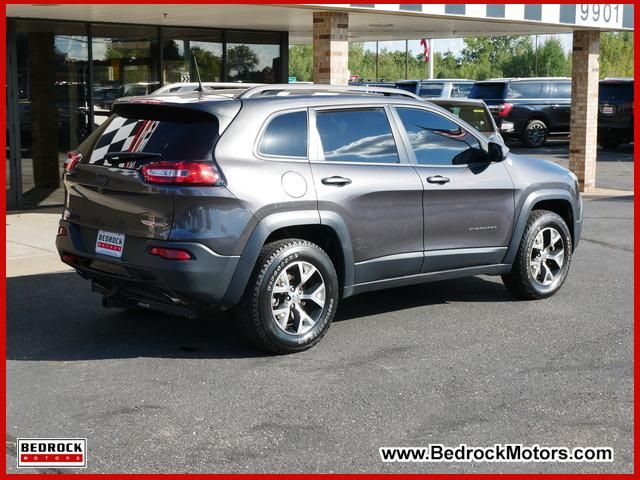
[348,81,396,88]
[429,98,504,144]
[598,78,634,149]
[396,79,475,98]
[56,84,581,353]
[469,77,572,148]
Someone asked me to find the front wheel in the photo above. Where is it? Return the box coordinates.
[502,210,572,300]
[235,239,339,354]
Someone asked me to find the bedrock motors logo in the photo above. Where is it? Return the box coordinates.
[17,438,87,468]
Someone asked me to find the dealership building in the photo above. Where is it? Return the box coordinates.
[5,3,634,210]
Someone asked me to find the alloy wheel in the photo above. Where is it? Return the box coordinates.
[529,227,565,286]
[270,261,326,336]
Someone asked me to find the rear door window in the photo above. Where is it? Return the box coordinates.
[315,108,400,164]
[469,83,506,100]
[507,82,544,99]
[87,114,218,166]
[549,82,571,99]
[259,110,308,158]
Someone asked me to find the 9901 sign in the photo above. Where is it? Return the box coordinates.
[577,4,623,27]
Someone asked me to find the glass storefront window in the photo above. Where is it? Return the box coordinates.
[91,24,159,125]
[226,31,281,83]
[162,28,223,84]
[7,20,284,209]
[16,20,89,208]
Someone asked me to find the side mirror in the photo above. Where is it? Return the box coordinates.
[487,141,505,163]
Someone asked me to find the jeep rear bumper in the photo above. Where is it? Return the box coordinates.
[55,220,239,315]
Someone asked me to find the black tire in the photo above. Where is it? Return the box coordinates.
[521,119,548,148]
[502,210,572,300]
[235,239,339,354]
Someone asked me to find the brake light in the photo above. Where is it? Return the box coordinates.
[64,151,82,172]
[498,102,513,118]
[61,252,78,265]
[149,247,192,261]
[141,161,221,185]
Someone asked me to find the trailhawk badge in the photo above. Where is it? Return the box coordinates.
[17,438,87,468]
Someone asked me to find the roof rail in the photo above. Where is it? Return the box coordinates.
[239,83,421,100]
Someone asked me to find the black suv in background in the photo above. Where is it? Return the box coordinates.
[598,78,634,149]
[469,78,572,148]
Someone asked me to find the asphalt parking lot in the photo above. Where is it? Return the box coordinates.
[6,142,634,473]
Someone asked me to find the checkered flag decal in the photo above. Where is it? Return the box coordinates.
[89,117,159,166]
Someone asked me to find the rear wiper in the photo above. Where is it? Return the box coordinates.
[103,151,162,164]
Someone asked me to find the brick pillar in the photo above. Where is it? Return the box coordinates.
[313,11,349,85]
[569,30,600,192]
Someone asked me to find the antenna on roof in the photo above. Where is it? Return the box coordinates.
[192,55,203,92]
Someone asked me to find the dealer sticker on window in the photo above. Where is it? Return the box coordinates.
[95,230,125,258]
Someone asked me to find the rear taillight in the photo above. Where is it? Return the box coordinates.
[497,102,513,118]
[141,161,221,186]
[61,252,78,265]
[149,247,192,261]
[57,226,68,237]
[64,151,82,172]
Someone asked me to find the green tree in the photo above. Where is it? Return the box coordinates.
[226,45,258,80]
[534,37,570,77]
[288,44,313,81]
[599,32,634,78]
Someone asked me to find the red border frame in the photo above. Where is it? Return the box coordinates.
[1,1,637,478]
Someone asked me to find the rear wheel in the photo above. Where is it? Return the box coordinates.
[502,210,572,300]
[235,239,339,354]
[522,119,548,148]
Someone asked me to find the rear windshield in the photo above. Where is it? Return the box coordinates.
[599,83,633,102]
[85,114,219,166]
[469,83,506,100]
[438,104,494,134]
[419,83,445,97]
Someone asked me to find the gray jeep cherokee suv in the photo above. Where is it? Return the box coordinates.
[56,84,582,353]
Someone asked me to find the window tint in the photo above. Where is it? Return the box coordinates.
[87,114,219,165]
[599,83,633,102]
[396,108,486,166]
[259,111,308,157]
[438,104,494,134]
[419,83,445,97]
[315,108,400,164]
[452,83,473,98]
[396,82,418,94]
[469,83,506,100]
[551,82,571,99]
[507,82,544,99]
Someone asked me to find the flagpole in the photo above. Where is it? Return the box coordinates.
[429,39,434,79]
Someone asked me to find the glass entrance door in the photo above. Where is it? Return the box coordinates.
[16,20,90,208]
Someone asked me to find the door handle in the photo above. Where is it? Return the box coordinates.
[321,176,352,186]
[551,104,560,109]
[426,175,451,185]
